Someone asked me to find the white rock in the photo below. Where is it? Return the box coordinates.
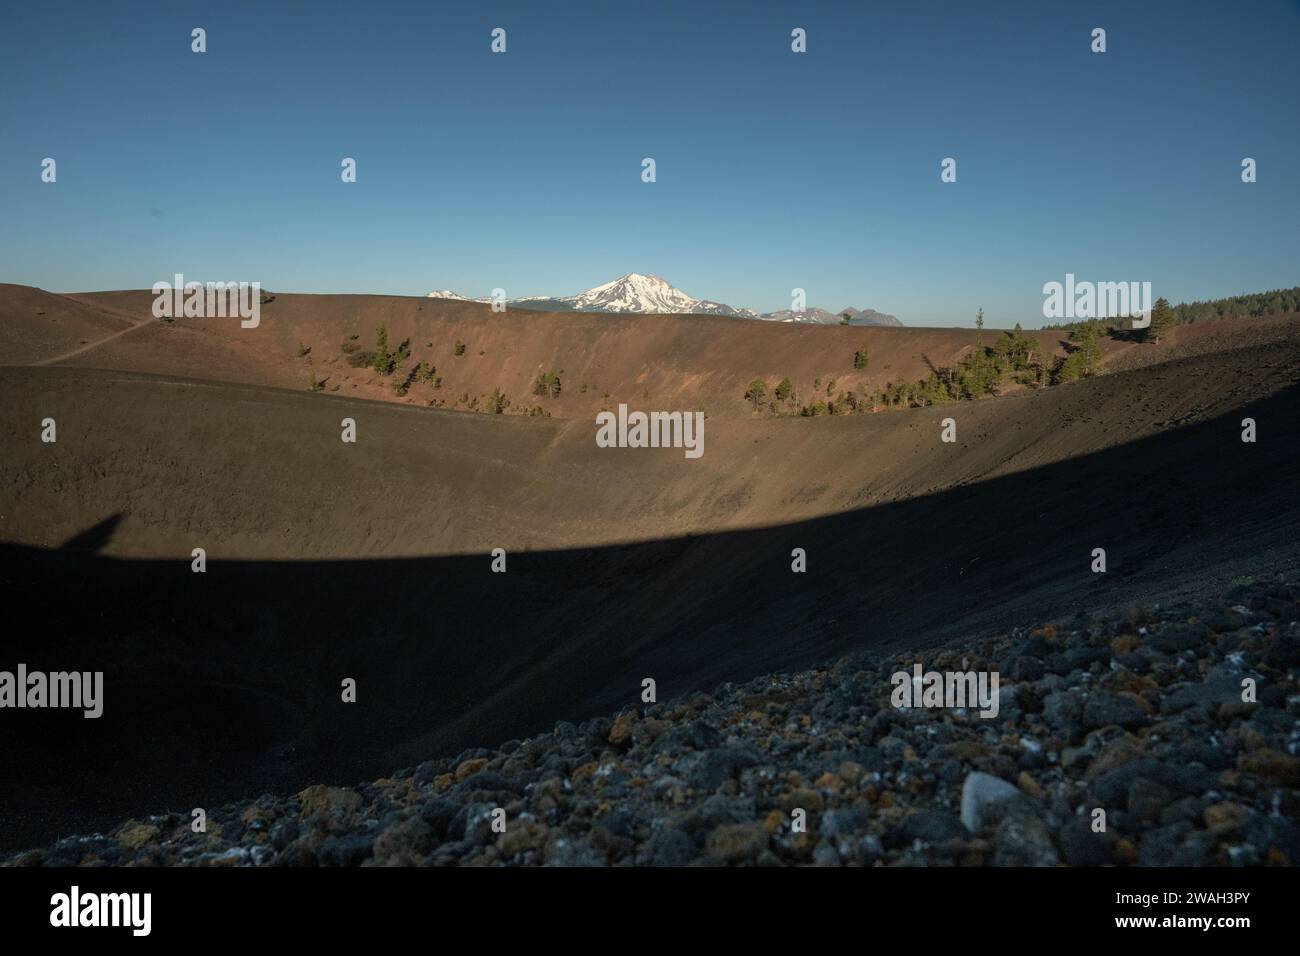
[960,771,1025,832]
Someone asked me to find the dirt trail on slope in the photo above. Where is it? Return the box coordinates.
[0,285,140,366]
[32,314,155,366]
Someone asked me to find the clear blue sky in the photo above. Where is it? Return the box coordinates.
[1,0,1296,327]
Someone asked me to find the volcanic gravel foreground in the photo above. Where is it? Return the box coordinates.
[5,574,1298,867]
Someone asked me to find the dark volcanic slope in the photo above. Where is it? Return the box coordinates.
[2,337,1299,848]
[2,334,1298,557]
[10,573,1298,867]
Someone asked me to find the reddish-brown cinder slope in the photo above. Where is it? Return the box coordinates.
[6,285,1245,419]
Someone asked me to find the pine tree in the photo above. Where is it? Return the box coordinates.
[373,323,391,374]
[532,370,562,398]
[1077,323,1102,374]
[1145,297,1176,344]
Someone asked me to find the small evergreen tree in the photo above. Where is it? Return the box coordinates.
[744,379,768,409]
[532,370,561,398]
[853,349,868,369]
[1077,324,1103,373]
[373,323,393,374]
[1145,297,1176,344]
[1052,327,1101,383]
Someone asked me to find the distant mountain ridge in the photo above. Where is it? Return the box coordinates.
[426,273,902,326]
[761,306,904,327]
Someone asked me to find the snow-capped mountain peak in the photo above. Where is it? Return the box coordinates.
[422,274,899,325]
[568,273,701,313]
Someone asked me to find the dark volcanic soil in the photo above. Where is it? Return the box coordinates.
[1,287,1299,853]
